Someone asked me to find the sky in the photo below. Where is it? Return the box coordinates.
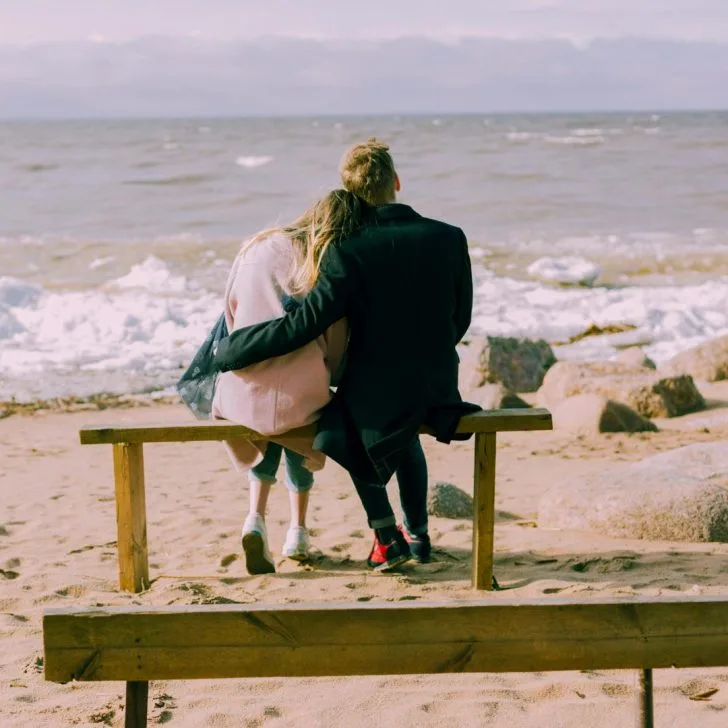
[1,1,727,117]
[3,0,728,44]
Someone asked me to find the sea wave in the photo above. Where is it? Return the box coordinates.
[545,134,605,146]
[2,256,728,401]
[123,173,215,186]
[235,155,273,168]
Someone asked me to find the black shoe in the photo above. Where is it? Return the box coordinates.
[367,530,412,571]
[403,529,432,563]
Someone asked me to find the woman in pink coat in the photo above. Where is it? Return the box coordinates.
[212,190,365,575]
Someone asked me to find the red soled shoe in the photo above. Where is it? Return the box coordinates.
[366,530,412,572]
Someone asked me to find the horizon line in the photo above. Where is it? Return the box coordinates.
[3,32,728,49]
[2,108,728,123]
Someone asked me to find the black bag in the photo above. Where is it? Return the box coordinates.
[176,313,228,420]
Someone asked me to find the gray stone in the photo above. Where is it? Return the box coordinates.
[616,347,656,370]
[537,361,706,418]
[476,383,531,411]
[552,394,658,436]
[539,442,728,542]
[427,482,473,519]
[661,335,728,382]
[469,336,557,392]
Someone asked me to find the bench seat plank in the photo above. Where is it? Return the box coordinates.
[45,597,728,682]
[79,408,552,445]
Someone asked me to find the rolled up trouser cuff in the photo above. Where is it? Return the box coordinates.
[369,515,397,530]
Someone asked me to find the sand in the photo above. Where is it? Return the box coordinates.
[3,383,728,726]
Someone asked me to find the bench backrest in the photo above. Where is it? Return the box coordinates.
[44,596,728,682]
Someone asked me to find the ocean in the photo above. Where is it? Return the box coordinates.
[2,112,728,402]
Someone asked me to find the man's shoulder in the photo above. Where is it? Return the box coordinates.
[415,214,465,239]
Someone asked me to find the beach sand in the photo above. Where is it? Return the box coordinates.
[3,384,728,727]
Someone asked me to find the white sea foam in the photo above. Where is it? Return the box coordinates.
[527,256,602,286]
[89,256,115,270]
[109,256,191,294]
[3,259,728,401]
[471,271,728,364]
[572,127,623,137]
[545,134,605,146]
[0,277,42,308]
[235,155,273,169]
[506,131,533,141]
[0,262,220,400]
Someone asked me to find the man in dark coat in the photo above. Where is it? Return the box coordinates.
[214,139,476,570]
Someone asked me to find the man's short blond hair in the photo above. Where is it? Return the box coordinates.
[339,138,397,206]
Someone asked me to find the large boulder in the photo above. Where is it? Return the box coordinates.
[469,336,556,392]
[427,482,473,519]
[552,394,658,436]
[661,335,728,382]
[538,361,705,418]
[476,383,531,411]
[616,347,656,370]
[539,442,728,541]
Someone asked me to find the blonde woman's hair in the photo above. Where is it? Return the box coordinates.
[244,189,367,295]
[339,137,396,206]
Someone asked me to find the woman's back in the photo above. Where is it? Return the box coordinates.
[212,232,346,435]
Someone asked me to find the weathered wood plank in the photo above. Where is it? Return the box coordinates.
[125,681,148,728]
[458,408,551,434]
[113,443,149,593]
[44,598,728,682]
[79,409,552,445]
[638,669,654,728]
[472,433,497,590]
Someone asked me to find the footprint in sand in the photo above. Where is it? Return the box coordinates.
[602,682,632,697]
[152,692,177,724]
[54,584,88,599]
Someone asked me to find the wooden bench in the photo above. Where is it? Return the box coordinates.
[79,408,552,592]
[44,595,728,728]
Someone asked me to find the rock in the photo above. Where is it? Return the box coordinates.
[661,335,728,382]
[469,336,557,392]
[616,347,656,370]
[552,394,658,435]
[537,361,705,418]
[563,323,638,346]
[538,442,728,542]
[476,383,531,410]
[427,482,473,519]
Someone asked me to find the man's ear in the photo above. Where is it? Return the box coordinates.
[394,174,401,193]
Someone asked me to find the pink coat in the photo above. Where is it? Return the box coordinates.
[212,232,347,473]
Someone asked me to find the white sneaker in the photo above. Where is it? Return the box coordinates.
[241,514,275,575]
[282,526,310,561]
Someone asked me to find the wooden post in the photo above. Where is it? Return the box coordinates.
[112,443,149,593]
[472,432,497,590]
[125,680,149,728]
[638,669,654,728]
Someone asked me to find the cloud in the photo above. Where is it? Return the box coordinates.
[1,35,726,118]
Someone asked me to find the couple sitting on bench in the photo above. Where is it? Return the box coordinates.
[210,138,477,574]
